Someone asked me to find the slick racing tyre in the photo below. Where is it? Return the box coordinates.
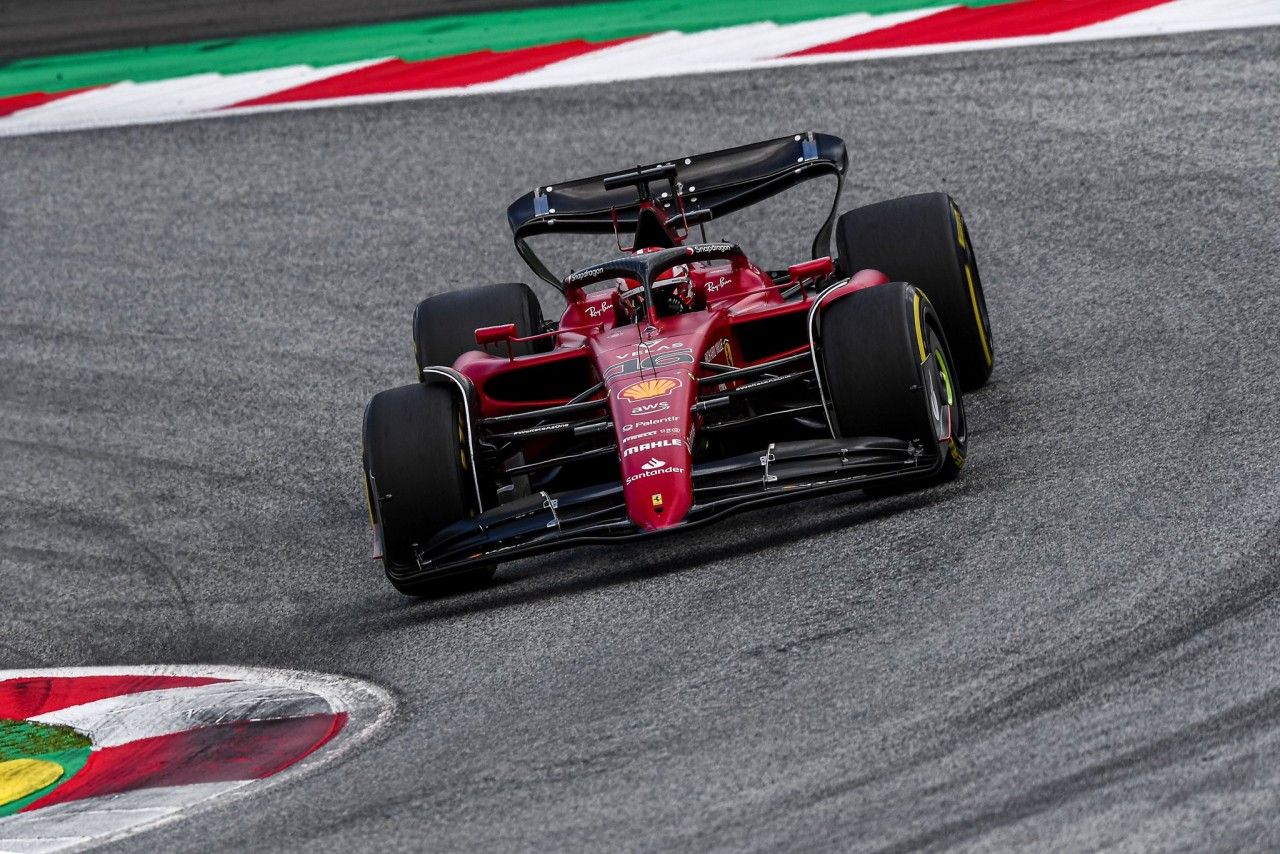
[362,382,494,596]
[413,282,545,377]
[819,281,967,482]
[835,192,993,391]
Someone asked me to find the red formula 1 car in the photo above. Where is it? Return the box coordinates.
[361,132,994,596]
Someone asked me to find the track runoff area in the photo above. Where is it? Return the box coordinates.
[0,0,1277,136]
[0,668,391,851]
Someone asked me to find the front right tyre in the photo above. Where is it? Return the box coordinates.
[362,382,494,596]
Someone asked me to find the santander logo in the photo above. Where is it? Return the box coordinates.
[641,458,665,471]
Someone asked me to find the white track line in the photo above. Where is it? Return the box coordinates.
[1078,0,1280,36]
[207,3,1280,121]
[0,1,1276,137]
[31,681,333,748]
[0,59,386,136]
[0,783,247,852]
[751,0,1280,69]
[481,8,952,90]
[0,666,394,854]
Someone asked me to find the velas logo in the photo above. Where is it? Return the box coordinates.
[618,378,681,402]
[0,666,390,852]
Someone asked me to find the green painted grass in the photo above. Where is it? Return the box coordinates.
[0,718,92,817]
[0,0,1017,98]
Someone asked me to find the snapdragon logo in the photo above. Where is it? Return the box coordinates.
[565,266,606,286]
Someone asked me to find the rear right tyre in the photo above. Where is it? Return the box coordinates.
[413,282,545,378]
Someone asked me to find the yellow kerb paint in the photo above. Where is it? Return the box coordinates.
[0,758,64,807]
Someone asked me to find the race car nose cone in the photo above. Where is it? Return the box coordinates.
[611,374,695,531]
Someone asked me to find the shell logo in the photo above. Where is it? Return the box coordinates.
[618,378,680,402]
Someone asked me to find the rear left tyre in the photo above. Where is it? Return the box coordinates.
[835,192,993,391]
[362,382,494,597]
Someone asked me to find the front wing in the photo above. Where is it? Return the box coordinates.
[390,436,942,587]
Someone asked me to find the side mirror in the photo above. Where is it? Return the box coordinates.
[475,323,517,346]
[787,256,834,284]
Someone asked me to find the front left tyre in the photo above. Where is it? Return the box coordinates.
[362,382,494,596]
[818,281,967,482]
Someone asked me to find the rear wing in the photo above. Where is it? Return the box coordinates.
[506,131,848,288]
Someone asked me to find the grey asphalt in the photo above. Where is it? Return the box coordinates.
[0,0,601,59]
[2,26,1279,852]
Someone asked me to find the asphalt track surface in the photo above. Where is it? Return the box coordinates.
[0,0,600,58]
[2,26,1279,852]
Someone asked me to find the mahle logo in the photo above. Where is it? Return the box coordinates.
[623,439,681,458]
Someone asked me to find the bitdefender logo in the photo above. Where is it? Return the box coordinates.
[642,458,665,471]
